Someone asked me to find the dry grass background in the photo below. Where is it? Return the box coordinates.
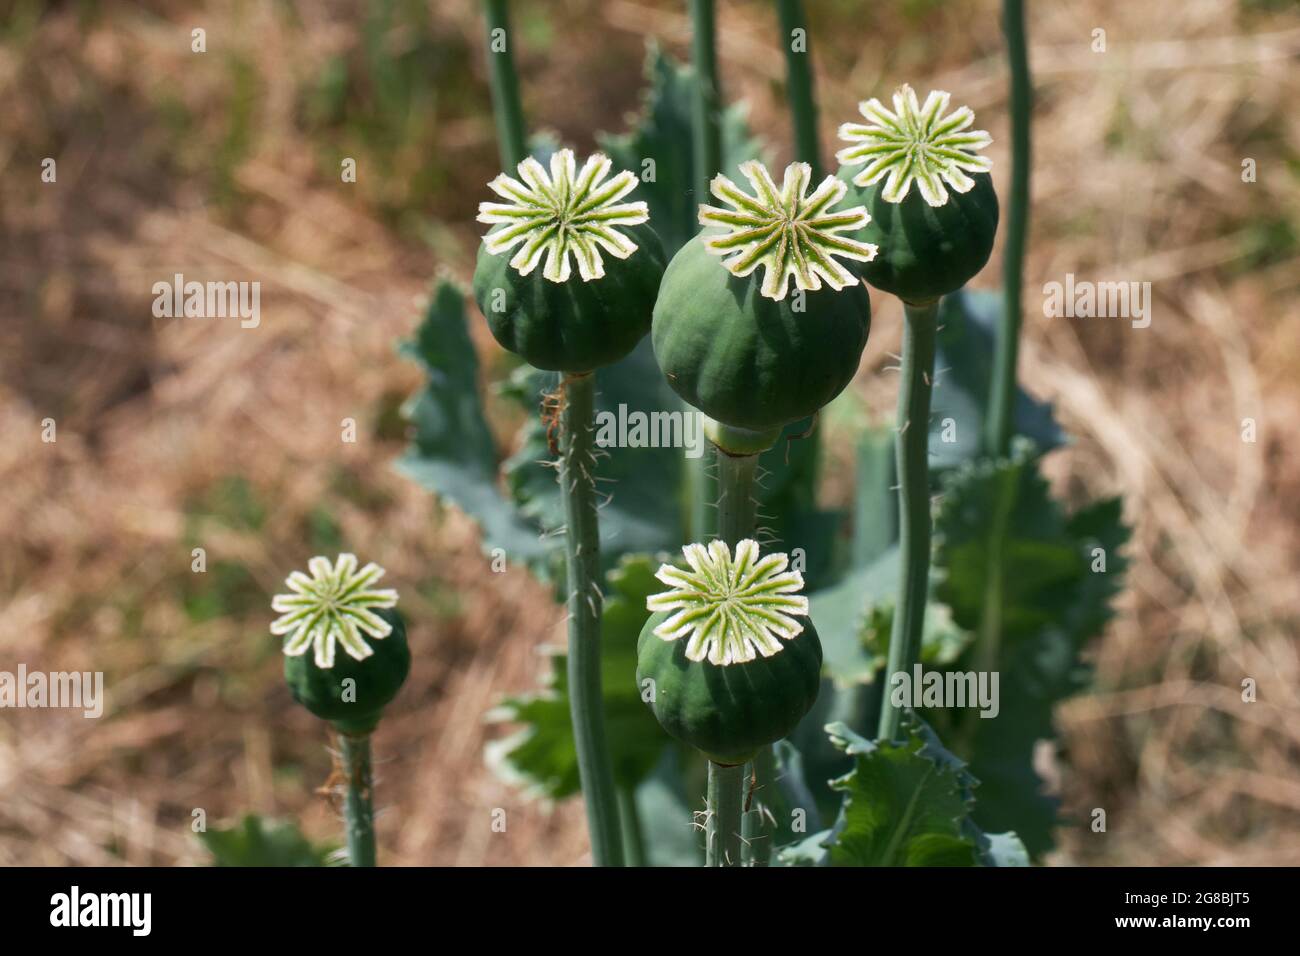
[0,0,1297,865]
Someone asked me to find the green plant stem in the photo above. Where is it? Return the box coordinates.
[688,455,716,543]
[878,300,939,742]
[559,372,624,867]
[714,445,774,866]
[986,0,1030,457]
[338,732,376,867]
[689,0,722,204]
[715,445,758,544]
[484,0,527,169]
[776,0,821,178]
[615,785,647,867]
[742,744,777,866]
[706,760,745,866]
[968,0,1030,758]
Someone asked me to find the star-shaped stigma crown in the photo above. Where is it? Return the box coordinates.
[646,539,810,666]
[836,85,993,207]
[477,148,650,283]
[271,554,399,669]
[697,160,877,301]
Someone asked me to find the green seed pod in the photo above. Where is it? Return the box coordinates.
[839,168,998,304]
[652,161,876,436]
[637,611,821,766]
[284,607,410,735]
[653,237,871,434]
[272,554,409,735]
[473,150,666,373]
[836,85,999,304]
[636,540,822,766]
[474,222,665,373]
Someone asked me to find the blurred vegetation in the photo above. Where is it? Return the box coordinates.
[1,0,1296,867]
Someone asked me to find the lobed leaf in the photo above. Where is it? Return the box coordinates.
[395,280,551,568]
[931,442,1131,854]
[790,720,976,866]
[778,718,1028,867]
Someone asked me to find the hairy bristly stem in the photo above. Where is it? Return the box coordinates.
[707,760,745,867]
[560,372,624,866]
[339,732,376,867]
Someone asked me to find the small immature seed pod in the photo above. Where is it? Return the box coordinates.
[652,161,876,440]
[836,85,999,304]
[273,555,410,734]
[473,148,666,373]
[284,607,409,734]
[636,540,822,766]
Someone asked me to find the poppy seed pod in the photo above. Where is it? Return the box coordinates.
[473,149,666,373]
[273,555,410,734]
[652,161,875,444]
[284,607,410,734]
[836,85,999,303]
[636,540,822,766]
